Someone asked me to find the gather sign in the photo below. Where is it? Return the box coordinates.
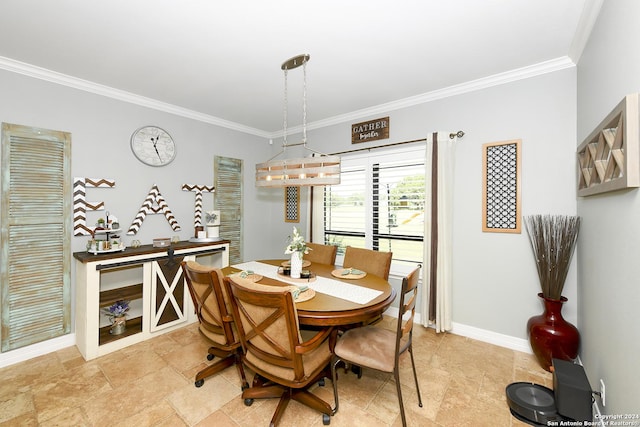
[351,116,389,144]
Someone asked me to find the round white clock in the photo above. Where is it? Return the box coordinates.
[130,126,176,166]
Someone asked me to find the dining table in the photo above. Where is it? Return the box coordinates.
[223,259,396,327]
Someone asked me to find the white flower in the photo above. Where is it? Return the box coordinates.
[284,226,311,255]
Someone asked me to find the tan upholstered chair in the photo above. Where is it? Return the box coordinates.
[181,261,248,390]
[342,246,392,280]
[225,275,337,426]
[331,267,423,427]
[305,242,338,265]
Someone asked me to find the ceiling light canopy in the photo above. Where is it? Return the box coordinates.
[255,54,340,187]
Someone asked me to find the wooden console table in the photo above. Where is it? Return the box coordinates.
[73,240,230,360]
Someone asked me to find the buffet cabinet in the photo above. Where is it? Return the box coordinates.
[73,240,230,360]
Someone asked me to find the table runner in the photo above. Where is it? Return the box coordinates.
[232,261,383,305]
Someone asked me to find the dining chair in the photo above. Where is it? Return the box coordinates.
[225,275,337,426]
[342,246,392,280]
[181,261,248,390]
[331,266,423,427]
[305,242,338,265]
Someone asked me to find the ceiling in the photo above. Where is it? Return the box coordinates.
[0,1,598,138]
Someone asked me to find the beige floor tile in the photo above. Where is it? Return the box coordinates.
[196,409,241,427]
[98,349,169,388]
[38,406,91,427]
[120,400,181,427]
[31,362,112,423]
[0,319,553,427]
[0,390,35,424]
[82,366,187,427]
[168,373,241,425]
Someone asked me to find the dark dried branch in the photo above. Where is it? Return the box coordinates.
[524,215,581,300]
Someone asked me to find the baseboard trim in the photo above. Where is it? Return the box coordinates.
[385,307,531,354]
[451,322,532,354]
[1,316,532,369]
[0,333,76,369]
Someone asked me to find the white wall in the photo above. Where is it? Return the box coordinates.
[576,0,640,414]
[1,58,580,367]
[306,67,578,343]
[0,68,282,366]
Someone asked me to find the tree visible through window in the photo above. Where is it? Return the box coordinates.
[322,147,426,270]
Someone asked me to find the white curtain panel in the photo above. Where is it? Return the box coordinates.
[422,132,457,332]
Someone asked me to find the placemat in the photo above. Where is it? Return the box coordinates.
[331,268,367,279]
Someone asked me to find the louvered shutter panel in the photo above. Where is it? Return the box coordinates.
[1,123,72,351]
[214,156,242,264]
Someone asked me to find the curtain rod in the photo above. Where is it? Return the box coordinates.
[329,130,464,156]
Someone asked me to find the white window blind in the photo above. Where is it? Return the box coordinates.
[320,146,426,271]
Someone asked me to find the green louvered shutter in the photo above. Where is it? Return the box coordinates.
[1,123,72,352]
[214,156,242,264]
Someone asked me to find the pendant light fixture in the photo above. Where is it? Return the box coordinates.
[255,54,340,187]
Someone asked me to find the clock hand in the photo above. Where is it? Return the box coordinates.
[149,136,162,161]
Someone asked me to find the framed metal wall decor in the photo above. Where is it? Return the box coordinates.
[284,186,300,223]
[482,139,521,233]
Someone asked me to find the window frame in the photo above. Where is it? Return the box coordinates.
[312,145,426,277]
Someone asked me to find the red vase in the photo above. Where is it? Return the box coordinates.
[527,293,580,372]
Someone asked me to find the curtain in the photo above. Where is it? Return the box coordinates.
[422,132,457,332]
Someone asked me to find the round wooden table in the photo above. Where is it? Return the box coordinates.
[225,259,396,327]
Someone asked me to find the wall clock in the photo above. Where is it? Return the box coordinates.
[130,126,176,166]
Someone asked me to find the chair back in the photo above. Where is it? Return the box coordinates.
[394,266,420,359]
[225,276,331,388]
[225,276,308,383]
[181,261,236,348]
[342,246,392,280]
[305,242,338,265]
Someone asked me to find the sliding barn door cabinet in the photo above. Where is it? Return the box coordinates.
[73,240,229,360]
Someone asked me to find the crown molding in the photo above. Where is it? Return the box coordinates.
[283,56,576,138]
[0,56,271,138]
[568,0,604,63]
[1,54,574,142]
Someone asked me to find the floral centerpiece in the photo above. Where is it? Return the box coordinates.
[284,226,311,258]
[284,227,311,279]
[103,300,129,335]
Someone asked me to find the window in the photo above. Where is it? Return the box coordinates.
[316,146,426,274]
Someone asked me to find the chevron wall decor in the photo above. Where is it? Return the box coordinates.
[73,177,115,236]
[182,184,215,228]
[127,184,181,235]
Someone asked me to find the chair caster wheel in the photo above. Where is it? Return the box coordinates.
[207,354,215,361]
[323,413,331,425]
[244,398,254,406]
[195,379,204,388]
[318,378,325,387]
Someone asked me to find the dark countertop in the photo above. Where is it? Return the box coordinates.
[73,239,230,263]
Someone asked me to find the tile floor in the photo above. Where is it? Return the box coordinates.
[0,317,551,426]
